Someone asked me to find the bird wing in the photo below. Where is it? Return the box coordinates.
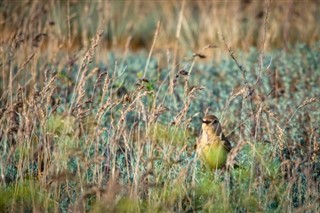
[221,134,232,152]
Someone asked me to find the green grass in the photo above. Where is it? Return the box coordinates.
[0,42,319,212]
[0,1,319,212]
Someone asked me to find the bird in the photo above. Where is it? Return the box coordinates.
[196,114,232,170]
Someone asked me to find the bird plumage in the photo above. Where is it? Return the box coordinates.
[196,114,231,170]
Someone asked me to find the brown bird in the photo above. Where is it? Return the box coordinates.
[196,114,232,170]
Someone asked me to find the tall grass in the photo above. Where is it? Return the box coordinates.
[0,0,319,212]
[1,1,320,56]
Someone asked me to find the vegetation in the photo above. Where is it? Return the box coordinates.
[0,1,319,212]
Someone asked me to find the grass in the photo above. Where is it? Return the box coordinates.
[1,1,320,58]
[0,1,319,212]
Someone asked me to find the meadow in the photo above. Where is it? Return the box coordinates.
[0,1,319,212]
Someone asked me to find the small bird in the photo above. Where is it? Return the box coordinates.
[196,114,232,170]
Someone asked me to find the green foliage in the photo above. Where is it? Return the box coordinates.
[0,42,319,212]
[0,179,53,212]
[46,114,76,136]
[148,123,190,147]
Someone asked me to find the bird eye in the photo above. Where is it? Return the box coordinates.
[213,119,218,124]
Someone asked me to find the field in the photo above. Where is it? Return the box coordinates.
[0,1,319,212]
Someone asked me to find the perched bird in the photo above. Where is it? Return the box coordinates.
[196,114,232,170]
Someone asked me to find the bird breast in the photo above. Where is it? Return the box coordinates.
[197,131,228,170]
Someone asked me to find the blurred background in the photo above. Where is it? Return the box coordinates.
[1,0,319,58]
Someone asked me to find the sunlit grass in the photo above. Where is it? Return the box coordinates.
[0,1,319,212]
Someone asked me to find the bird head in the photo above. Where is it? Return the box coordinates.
[202,114,222,136]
